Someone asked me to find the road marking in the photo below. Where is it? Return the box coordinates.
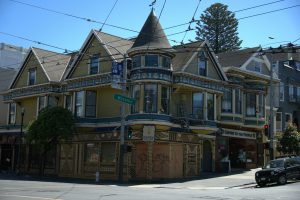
[0,194,63,200]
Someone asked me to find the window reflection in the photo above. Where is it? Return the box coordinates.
[145,55,158,67]
[192,93,204,119]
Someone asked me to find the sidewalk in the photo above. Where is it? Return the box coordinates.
[0,168,261,189]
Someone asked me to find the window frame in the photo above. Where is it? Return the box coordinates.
[161,56,171,69]
[65,95,73,112]
[131,85,140,113]
[198,51,207,76]
[75,91,84,118]
[207,93,214,120]
[8,103,16,124]
[85,90,97,118]
[160,86,170,114]
[279,82,284,101]
[246,93,256,117]
[144,84,158,113]
[89,54,100,75]
[145,54,159,67]
[285,113,293,127]
[276,112,282,131]
[28,68,36,85]
[235,89,242,114]
[289,84,295,101]
[221,88,232,113]
[132,55,142,68]
[258,93,265,118]
[38,96,46,112]
[192,92,204,119]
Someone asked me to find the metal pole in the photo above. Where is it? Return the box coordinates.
[118,54,127,183]
[269,54,274,161]
[17,108,25,174]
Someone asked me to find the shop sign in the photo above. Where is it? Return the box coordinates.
[111,61,123,90]
[143,125,155,141]
[222,129,256,139]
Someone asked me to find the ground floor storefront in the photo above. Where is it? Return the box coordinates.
[20,125,217,181]
[215,128,264,172]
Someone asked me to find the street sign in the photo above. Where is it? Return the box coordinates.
[113,94,136,105]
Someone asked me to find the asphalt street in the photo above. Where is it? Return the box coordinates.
[0,169,299,200]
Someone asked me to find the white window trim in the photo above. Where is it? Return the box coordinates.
[8,103,16,124]
[285,113,293,128]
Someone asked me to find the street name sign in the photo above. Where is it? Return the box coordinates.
[113,94,136,105]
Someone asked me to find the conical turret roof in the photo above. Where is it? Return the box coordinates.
[130,9,172,51]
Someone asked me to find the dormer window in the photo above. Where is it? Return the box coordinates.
[28,68,36,85]
[198,52,207,76]
[89,54,100,75]
[145,55,158,67]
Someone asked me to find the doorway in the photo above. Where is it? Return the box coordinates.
[202,140,212,172]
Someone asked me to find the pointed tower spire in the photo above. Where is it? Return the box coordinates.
[130,10,172,51]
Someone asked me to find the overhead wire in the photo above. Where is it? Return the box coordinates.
[233,0,285,13]
[99,0,119,32]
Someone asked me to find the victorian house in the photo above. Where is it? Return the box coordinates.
[2,10,272,180]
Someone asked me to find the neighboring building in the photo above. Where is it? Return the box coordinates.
[2,11,272,180]
[268,49,300,157]
[0,43,27,69]
[0,43,27,172]
[217,47,280,167]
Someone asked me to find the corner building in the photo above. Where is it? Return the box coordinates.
[2,11,268,181]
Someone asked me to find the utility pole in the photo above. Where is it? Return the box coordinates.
[118,54,127,183]
[17,108,25,174]
[269,51,274,161]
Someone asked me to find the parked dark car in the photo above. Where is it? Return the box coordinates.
[255,156,300,187]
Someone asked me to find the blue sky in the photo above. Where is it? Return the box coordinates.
[1,0,299,53]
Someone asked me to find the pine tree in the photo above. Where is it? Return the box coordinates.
[195,3,242,53]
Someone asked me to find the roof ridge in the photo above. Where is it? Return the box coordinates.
[93,29,132,42]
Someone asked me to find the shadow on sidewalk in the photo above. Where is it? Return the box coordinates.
[0,168,251,186]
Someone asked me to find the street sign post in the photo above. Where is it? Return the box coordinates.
[113,94,136,105]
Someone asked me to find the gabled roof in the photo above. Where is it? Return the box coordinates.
[217,47,260,68]
[32,47,71,82]
[93,30,133,60]
[66,30,133,78]
[10,47,71,88]
[130,9,172,51]
[172,40,228,81]
[172,41,203,71]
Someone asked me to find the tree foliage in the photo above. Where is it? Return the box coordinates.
[277,124,300,155]
[195,3,242,53]
[26,106,75,175]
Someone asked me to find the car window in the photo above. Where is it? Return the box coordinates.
[267,159,285,168]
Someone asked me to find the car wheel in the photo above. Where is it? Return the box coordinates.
[277,175,287,185]
[257,182,266,187]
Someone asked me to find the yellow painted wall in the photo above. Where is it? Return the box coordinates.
[15,97,37,125]
[14,53,49,88]
[70,36,112,78]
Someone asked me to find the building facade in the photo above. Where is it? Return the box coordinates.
[2,11,272,180]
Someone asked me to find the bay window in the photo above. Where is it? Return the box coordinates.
[161,56,171,69]
[258,94,265,118]
[145,55,158,67]
[144,84,157,113]
[132,56,141,68]
[192,92,204,119]
[246,93,256,117]
[235,89,242,114]
[207,93,214,120]
[131,85,140,113]
[38,96,46,112]
[161,86,170,114]
[222,88,232,113]
[48,96,58,107]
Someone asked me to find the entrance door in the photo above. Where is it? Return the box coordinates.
[1,144,13,171]
[202,140,212,172]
